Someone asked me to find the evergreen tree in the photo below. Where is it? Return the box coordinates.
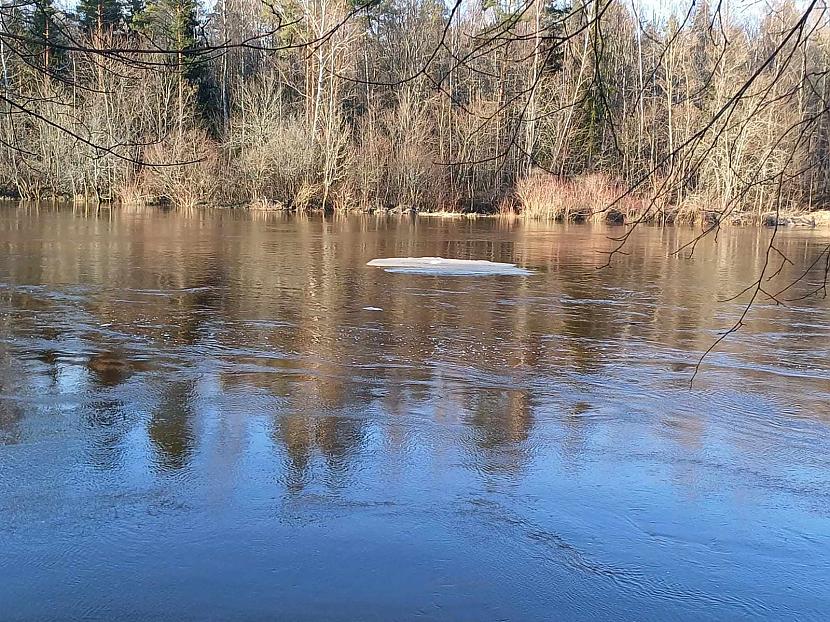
[77,0,124,35]
[125,0,145,29]
[27,0,67,82]
[133,0,201,81]
[133,0,206,125]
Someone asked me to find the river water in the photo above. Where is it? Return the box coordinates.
[0,205,828,620]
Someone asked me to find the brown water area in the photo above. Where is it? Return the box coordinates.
[0,205,828,620]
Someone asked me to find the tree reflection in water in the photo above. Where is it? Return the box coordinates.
[0,207,828,619]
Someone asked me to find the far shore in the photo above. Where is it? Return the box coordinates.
[4,196,830,229]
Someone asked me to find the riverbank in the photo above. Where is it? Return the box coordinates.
[418,209,830,227]
[7,191,830,228]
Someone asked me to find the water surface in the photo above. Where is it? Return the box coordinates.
[1,206,829,620]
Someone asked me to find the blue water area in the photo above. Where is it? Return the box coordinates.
[0,207,828,620]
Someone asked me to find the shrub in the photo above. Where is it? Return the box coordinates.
[515,172,638,223]
[142,129,220,209]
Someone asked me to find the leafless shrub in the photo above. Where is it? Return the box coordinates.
[223,77,316,208]
[345,94,446,212]
[143,129,220,209]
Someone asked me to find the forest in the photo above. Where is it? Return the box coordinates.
[1,0,829,224]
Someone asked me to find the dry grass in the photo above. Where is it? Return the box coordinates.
[248,197,288,211]
[292,181,322,212]
[513,173,814,226]
[813,210,830,227]
[515,172,637,223]
[114,180,152,207]
[672,196,711,225]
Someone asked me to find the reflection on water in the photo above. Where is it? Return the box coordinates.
[149,380,196,472]
[0,205,829,620]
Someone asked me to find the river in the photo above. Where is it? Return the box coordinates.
[0,205,828,620]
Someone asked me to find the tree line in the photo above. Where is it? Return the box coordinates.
[0,0,828,223]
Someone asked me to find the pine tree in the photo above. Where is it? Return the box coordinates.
[28,0,66,84]
[77,0,124,35]
[133,0,204,127]
[125,0,145,29]
[133,0,200,80]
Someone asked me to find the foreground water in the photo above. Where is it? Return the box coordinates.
[1,206,829,620]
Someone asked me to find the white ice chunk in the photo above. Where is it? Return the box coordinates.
[367,257,531,276]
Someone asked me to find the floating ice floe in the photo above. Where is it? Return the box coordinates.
[367,257,531,276]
